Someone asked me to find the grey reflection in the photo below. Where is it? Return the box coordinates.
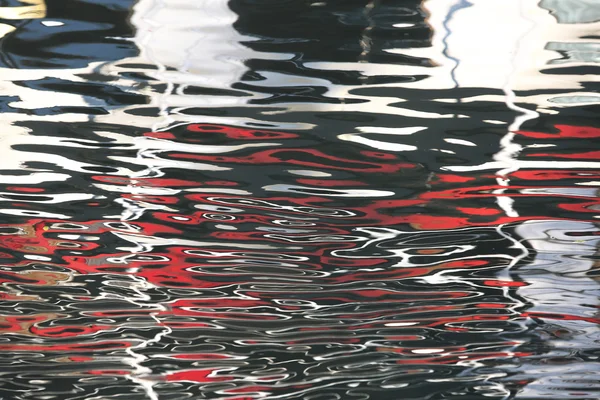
[540,0,600,24]
[546,42,600,64]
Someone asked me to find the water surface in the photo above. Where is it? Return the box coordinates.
[0,0,599,399]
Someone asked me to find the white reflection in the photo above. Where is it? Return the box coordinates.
[338,133,417,152]
[423,0,600,96]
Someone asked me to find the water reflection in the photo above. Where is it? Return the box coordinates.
[0,0,598,399]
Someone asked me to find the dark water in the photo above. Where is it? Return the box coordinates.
[0,0,599,399]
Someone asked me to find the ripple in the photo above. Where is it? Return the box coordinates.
[0,0,598,399]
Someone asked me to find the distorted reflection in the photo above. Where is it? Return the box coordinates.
[0,0,598,399]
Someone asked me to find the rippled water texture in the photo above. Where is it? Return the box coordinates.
[0,0,599,399]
